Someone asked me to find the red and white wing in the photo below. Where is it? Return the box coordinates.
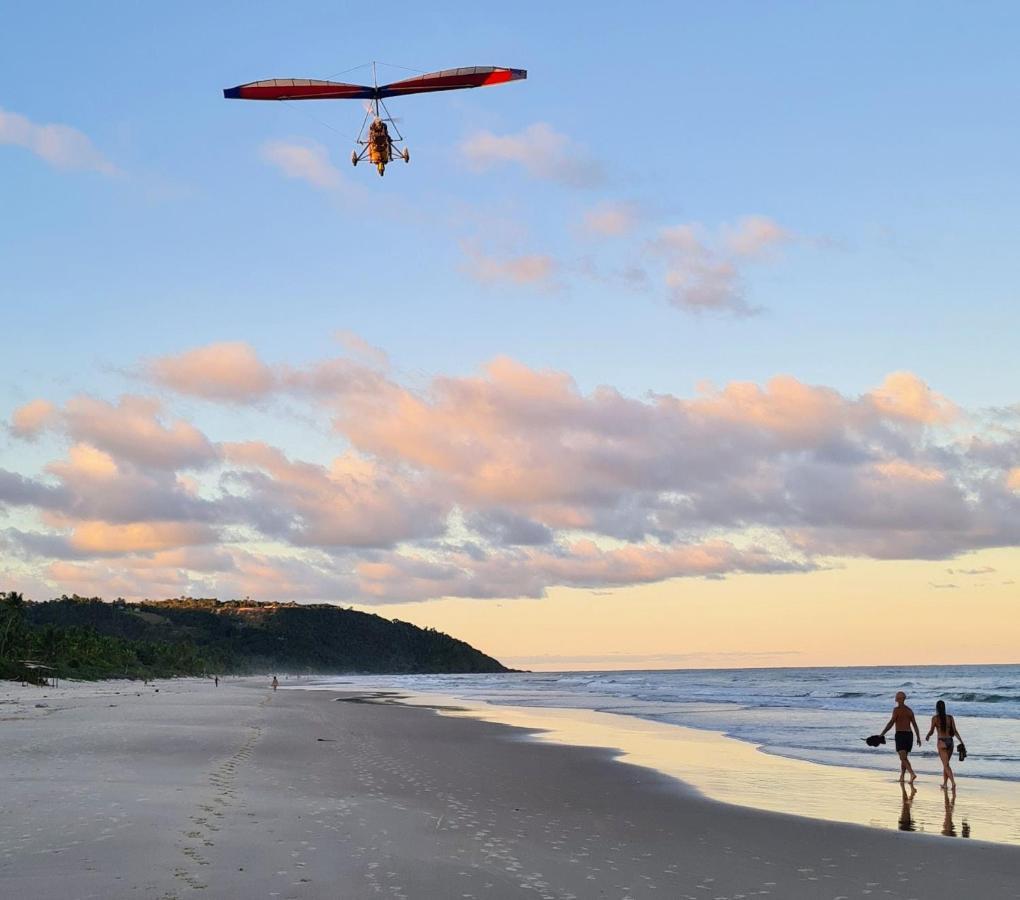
[378,66,527,98]
[223,79,375,100]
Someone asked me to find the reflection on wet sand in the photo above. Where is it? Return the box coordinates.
[898,783,917,832]
[941,789,971,839]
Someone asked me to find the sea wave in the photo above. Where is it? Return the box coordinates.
[944,692,1020,703]
[341,664,1020,783]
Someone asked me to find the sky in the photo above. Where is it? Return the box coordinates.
[2,2,1018,669]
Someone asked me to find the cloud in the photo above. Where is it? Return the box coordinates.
[461,246,558,286]
[466,509,554,547]
[68,520,217,555]
[148,341,276,402]
[353,538,811,603]
[0,469,68,510]
[334,330,389,370]
[722,215,790,258]
[10,394,220,471]
[5,340,1020,603]
[582,202,641,237]
[260,139,345,190]
[664,257,750,315]
[39,443,216,524]
[145,340,390,403]
[454,207,789,316]
[460,123,604,188]
[222,442,445,549]
[61,395,219,470]
[10,399,56,438]
[0,107,118,175]
[649,217,790,316]
[867,372,958,425]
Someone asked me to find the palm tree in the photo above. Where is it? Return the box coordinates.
[0,592,26,659]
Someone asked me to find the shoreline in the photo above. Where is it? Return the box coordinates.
[3,678,1019,898]
[292,683,1020,848]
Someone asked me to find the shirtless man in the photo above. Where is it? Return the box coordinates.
[880,691,921,783]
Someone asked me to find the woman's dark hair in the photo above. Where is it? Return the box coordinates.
[936,699,948,733]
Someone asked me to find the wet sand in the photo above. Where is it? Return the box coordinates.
[376,691,1020,846]
[1,678,1018,898]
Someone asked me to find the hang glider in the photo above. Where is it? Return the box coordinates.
[224,66,526,101]
[224,65,527,176]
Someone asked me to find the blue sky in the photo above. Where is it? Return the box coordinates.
[4,1,1018,408]
[2,2,1019,664]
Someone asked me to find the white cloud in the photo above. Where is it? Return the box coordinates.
[260,139,345,190]
[649,216,790,315]
[0,107,118,175]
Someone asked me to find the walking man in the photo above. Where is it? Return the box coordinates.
[881,691,921,783]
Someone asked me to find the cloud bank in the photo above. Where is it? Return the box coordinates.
[4,340,1018,604]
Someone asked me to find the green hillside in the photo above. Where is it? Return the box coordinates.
[0,592,508,682]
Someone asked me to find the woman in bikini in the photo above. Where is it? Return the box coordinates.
[925,699,962,791]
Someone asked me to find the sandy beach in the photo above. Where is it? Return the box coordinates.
[2,679,1018,900]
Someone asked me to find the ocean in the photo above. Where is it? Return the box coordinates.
[322,664,1020,783]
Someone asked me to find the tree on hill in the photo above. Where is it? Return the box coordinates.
[2,593,508,683]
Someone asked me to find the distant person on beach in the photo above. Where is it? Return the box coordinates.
[880,691,921,783]
[926,699,962,791]
[271,676,278,692]
[214,676,219,687]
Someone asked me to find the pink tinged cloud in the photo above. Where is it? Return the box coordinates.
[649,216,790,316]
[148,341,276,402]
[460,123,605,188]
[7,339,1020,603]
[12,394,218,470]
[223,441,445,548]
[61,395,219,470]
[462,247,558,286]
[721,215,791,259]
[10,399,57,438]
[146,341,396,403]
[0,107,119,175]
[867,371,958,425]
[664,258,748,314]
[334,330,389,370]
[582,202,641,237]
[68,520,218,555]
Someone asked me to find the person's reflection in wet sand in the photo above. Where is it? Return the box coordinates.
[898,782,917,832]
[942,788,957,837]
[940,789,972,839]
